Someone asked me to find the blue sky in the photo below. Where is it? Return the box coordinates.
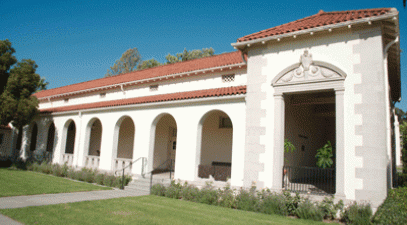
[1,0,406,110]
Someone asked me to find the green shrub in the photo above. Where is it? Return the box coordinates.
[79,168,96,183]
[10,158,28,170]
[318,196,343,220]
[180,183,200,202]
[197,186,218,205]
[95,173,105,185]
[372,187,407,225]
[165,180,182,199]
[341,202,372,225]
[217,185,237,208]
[295,199,324,221]
[151,183,166,196]
[51,164,63,177]
[39,162,52,174]
[283,191,302,215]
[235,188,259,212]
[103,174,116,187]
[259,192,288,216]
[67,167,79,180]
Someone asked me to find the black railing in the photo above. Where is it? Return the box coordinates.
[114,157,147,190]
[283,166,335,195]
[148,159,174,193]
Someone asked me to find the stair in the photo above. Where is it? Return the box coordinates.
[124,174,172,194]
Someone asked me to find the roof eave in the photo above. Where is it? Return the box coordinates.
[231,9,399,49]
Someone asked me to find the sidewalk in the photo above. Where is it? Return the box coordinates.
[0,188,149,225]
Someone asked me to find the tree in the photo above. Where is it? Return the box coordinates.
[400,121,407,186]
[0,39,17,94]
[165,48,214,64]
[137,58,162,70]
[105,48,142,77]
[0,59,41,128]
[395,107,407,123]
[0,40,46,154]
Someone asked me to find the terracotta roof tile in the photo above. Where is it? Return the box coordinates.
[237,8,392,42]
[34,51,244,99]
[40,86,246,113]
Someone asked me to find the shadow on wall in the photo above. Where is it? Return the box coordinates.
[16,121,59,163]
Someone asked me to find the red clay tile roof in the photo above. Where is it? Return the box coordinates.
[237,8,392,42]
[34,51,245,99]
[40,86,246,113]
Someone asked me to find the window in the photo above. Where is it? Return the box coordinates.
[150,84,158,91]
[222,74,235,83]
[219,117,232,128]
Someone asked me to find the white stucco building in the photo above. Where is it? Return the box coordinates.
[3,8,401,208]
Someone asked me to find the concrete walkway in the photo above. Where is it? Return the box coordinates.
[0,188,149,225]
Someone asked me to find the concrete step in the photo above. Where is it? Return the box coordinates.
[124,175,171,192]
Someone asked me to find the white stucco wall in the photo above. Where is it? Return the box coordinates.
[244,25,388,205]
[31,96,246,186]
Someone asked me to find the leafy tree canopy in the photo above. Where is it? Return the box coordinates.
[0,59,41,127]
[106,47,215,76]
[105,48,142,77]
[137,58,162,70]
[165,48,214,64]
[395,107,407,123]
[0,39,17,94]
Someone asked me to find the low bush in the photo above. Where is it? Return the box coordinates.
[179,183,200,202]
[283,191,302,215]
[150,183,166,196]
[341,202,372,225]
[165,180,183,199]
[372,187,407,225]
[95,173,105,185]
[259,191,288,216]
[295,199,324,221]
[217,185,236,208]
[235,188,259,212]
[102,174,117,187]
[318,196,343,220]
[196,183,218,205]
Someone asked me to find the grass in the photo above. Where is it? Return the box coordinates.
[0,195,337,225]
[0,168,111,197]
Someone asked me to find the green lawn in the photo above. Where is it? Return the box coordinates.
[0,195,338,225]
[0,168,111,197]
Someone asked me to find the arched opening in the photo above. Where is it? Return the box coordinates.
[84,118,102,169]
[197,110,233,181]
[88,119,102,156]
[112,116,135,173]
[117,117,135,159]
[152,114,177,177]
[29,123,38,151]
[46,123,55,153]
[46,122,55,161]
[65,121,76,154]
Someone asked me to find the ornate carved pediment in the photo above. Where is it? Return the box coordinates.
[273,50,345,86]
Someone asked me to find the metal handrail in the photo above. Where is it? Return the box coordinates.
[114,156,147,190]
[145,158,174,193]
